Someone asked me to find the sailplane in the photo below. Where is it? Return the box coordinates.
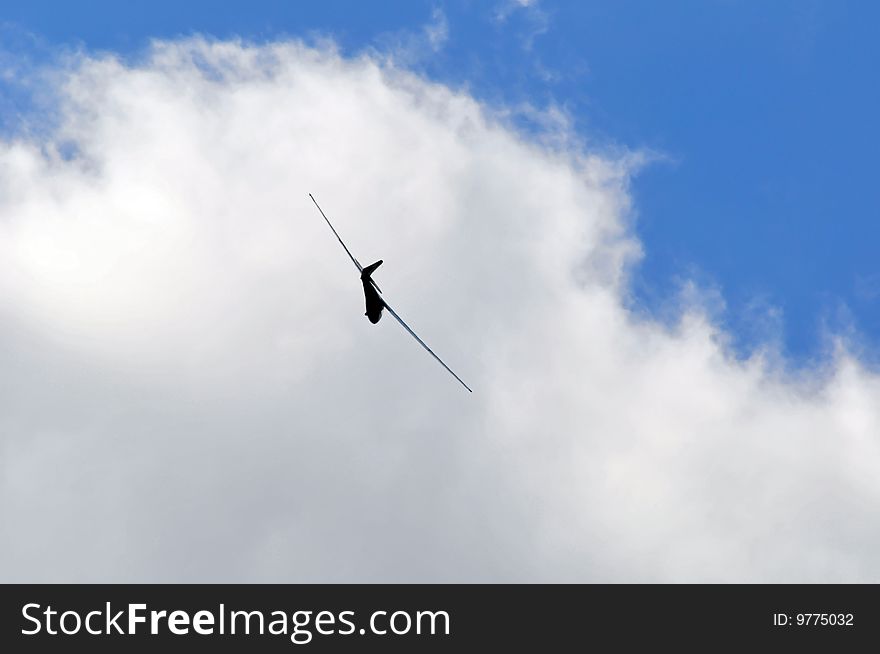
[309,193,473,393]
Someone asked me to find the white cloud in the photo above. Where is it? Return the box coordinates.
[424,8,450,51]
[372,7,449,67]
[495,0,539,23]
[1,38,879,582]
[494,0,550,51]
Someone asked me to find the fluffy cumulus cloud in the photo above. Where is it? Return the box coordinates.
[1,38,879,582]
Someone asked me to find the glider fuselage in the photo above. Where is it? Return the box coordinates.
[360,259,384,323]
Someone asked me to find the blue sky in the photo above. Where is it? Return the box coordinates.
[2,0,878,362]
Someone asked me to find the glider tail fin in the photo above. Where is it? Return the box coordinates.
[361,259,383,278]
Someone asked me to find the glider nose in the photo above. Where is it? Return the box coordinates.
[366,309,383,324]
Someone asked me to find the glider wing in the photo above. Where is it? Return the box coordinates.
[310,193,382,293]
[309,193,363,273]
[382,300,473,393]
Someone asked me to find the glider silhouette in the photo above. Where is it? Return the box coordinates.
[309,193,473,393]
